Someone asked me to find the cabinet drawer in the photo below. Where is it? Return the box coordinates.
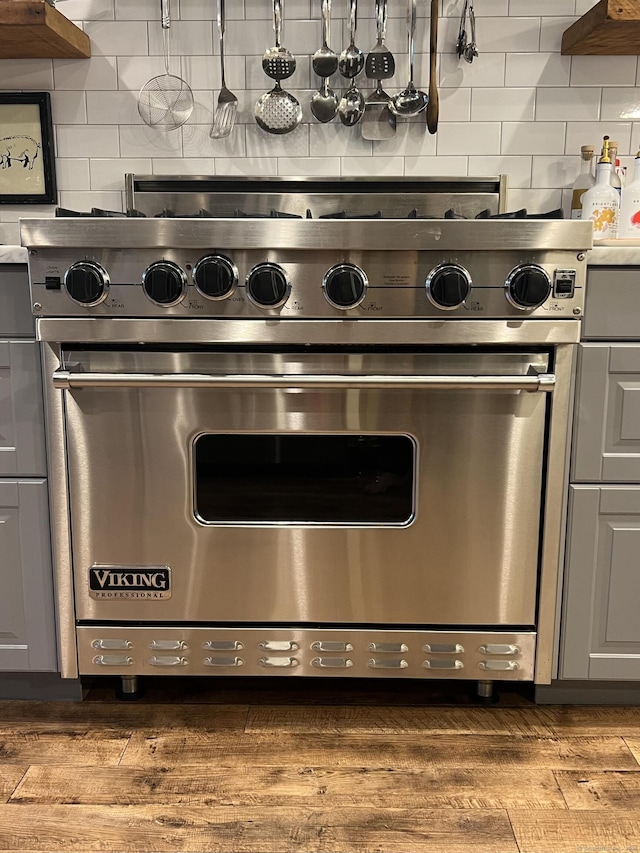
[0,479,56,671]
[562,485,640,680]
[583,267,640,340]
[572,343,640,482]
[0,341,46,476]
[0,265,33,338]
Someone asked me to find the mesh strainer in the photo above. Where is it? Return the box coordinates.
[138,0,194,131]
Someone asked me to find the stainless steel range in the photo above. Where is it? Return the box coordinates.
[21,176,592,698]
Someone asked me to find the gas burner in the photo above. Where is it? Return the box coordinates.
[234,209,303,219]
[155,208,214,219]
[55,207,146,218]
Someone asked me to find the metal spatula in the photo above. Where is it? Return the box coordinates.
[210,0,237,139]
[364,0,395,80]
[361,82,396,140]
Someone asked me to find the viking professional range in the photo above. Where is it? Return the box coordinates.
[21,177,592,697]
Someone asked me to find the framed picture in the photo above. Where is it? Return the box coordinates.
[0,92,57,204]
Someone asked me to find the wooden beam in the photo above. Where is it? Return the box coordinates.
[0,0,90,59]
[562,0,640,55]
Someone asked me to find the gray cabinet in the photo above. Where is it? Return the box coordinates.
[563,485,640,680]
[0,263,57,674]
[0,479,56,671]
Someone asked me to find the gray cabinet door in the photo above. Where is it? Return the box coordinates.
[0,341,46,477]
[562,485,640,680]
[573,343,640,483]
[0,479,56,671]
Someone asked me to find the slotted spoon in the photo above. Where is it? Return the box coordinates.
[138,0,193,131]
[210,0,237,139]
[365,0,395,80]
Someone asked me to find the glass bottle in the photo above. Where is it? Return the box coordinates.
[570,145,595,220]
[580,136,620,240]
[619,150,640,238]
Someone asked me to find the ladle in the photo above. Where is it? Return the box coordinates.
[390,0,428,118]
[338,0,364,79]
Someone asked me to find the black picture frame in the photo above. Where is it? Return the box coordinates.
[0,92,57,204]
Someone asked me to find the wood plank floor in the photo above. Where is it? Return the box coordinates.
[0,677,639,852]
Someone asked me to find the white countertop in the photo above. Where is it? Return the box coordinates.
[588,240,640,265]
[0,246,28,264]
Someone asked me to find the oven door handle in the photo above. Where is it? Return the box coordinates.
[52,371,555,392]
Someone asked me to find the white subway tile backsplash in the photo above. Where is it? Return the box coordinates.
[84,21,149,56]
[602,89,640,121]
[439,53,506,89]
[505,54,570,87]
[90,158,151,190]
[571,56,638,87]
[468,156,532,188]
[50,91,87,124]
[0,223,20,244]
[536,87,601,121]
[13,0,640,207]
[565,122,632,155]
[56,125,120,158]
[436,122,501,155]
[54,56,118,90]
[56,159,91,191]
[471,88,536,122]
[502,122,566,154]
[0,59,53,90]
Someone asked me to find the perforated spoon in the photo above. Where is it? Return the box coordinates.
[365,0,395,80]
[263,0,296,81]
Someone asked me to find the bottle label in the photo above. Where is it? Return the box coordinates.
[620,195,640,236]
[571,188,587,218]
[584,203,618,238]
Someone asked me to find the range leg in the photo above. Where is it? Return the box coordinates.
[476,679,496,702]
[116,675,144,701]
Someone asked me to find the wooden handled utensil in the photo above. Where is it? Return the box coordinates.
[426,0,439,134]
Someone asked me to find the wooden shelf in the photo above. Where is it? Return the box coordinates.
[562,0,640,55]
[0,0,90,58]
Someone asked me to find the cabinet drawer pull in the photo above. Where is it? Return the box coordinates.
[93,654,133,667]
[149,640,188,651]
[148,655,189,667]
[92,639,132,651]
[204,656,243,668]
[311,657,353,669]
[203,641,244,651]
[478,660,519,672]
[259,641,298,652]
[311,641,353,652]
[368,642,409,653]
[368,658,409,669]
[423,659,464,670]
[478,644,520,655]
[259,656,298,668]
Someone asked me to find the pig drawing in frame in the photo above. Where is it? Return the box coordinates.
[0,135,40,170]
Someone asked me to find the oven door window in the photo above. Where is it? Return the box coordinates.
[194,434,415,525]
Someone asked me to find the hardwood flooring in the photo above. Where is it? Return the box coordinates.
[0,678,639,852]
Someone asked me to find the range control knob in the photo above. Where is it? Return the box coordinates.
[142,261,187,306]
[323,263,368,309]
[193,254,238,300]
[246,263,290,308]
[64,261,109,306]
[426,263,471,309]
[505,264,551,310]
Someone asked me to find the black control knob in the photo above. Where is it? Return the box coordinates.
[193,254,238,300]
[246,263,290,308]
[142,261,187,306]
[426,263,471,309]
[323,263,368,309]
[505,264,551,310]
[64,261,109,306]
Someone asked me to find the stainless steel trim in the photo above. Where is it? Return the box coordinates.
[36,318,583,346]
[311,657,353,668]
[41,342,78,679]
[259,656,298,667]
[479,644,520,655]
[93,654,133,666]
[149,640,188,651]
[52,370,556,392]
[479,660,519,671]
[21,218,593,252]
[423,643,464,654]
[259,640,298,651]
[423,659,464,669]
[311,641,353,652]
[425,262,472,311]
[148,655,189,666]
[204,656,243,667]
[368,642,409,653]
[203,640,244,651]
[92,639,132,650]
[535,343,576,684]
[368,658,409,669]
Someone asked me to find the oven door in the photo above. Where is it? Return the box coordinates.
[57,349,551,627]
